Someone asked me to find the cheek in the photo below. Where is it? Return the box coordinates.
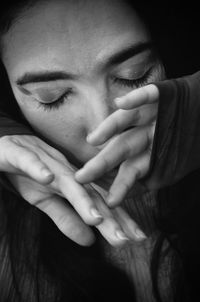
[14,97,98,163]
[23,108,84,143]
[110,85,133,100]
[13,91,84,141]
[15,95,82,141]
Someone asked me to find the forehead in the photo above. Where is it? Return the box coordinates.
[3,0,150,77]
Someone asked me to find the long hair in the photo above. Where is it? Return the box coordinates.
[0,1,199,301]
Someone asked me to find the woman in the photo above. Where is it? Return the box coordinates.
[0,0,200,301]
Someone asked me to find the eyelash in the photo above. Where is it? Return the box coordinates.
[113,67,153,88]
[37,89,73,111]
[38,68,153,111]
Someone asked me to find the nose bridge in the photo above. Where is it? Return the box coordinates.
[84,84,115,132]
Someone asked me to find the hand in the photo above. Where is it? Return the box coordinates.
[75,84,159,206]
[0,135,146,246]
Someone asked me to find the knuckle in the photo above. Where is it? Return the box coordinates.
[24,152,39,164]
[124,138,132,158]
[44,144,66,162]
[100,156,110,173]
[121,181,132,193]
[56,214,71,233]
[29,193,48,206]
[51,149,65,161]
[56,215,86,240]
[58,171,74,183]
[115,120,121,134]
[6,135,27,146]
[24,192,42,205]
[133,109,141,123]
[0,135,16,148]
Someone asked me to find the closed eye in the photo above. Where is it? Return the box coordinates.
[112,67,153,88]
[37,88,73,111]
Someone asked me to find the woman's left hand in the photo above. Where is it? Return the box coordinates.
[75,84,159,206]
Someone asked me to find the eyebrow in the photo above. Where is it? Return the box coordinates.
[105,41,153,67]
[16,71,76,86]
[16,41,153,86]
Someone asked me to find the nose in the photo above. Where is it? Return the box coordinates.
[83,85,117,134]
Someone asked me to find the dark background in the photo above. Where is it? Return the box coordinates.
[147,0,200,77]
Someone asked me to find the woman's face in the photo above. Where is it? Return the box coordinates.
[2,0,165,167]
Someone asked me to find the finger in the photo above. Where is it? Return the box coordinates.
[95,213,129,246]
[1,142,54,184]
[93,189,146,244]
[87,103,157,146]
[107,152,150,207]
[76,127,149,183]
[115,84,159,110]
[90,190,130,246]
[57,174,104,226]
[36,194,95,246]
[87,108,140,145]
[113,207,147,241]
[135,103,158,125]
[31,136,68,163]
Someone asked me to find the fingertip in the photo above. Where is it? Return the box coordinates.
[86,133,99,146]
[115,230,129,241]
[114,97,131,110]
[78,233,96,246]
[107,188,126,207]
[69,229,96,246]
[114,97,124,107]
[134,229,147,241]
[106,195,120,208]
[90,208,104,225]
[75,169,85,183]
[75,167,92,184]
[86,133,93,143]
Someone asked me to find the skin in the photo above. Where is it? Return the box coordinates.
[76,84,160,205]
[1,0,165,245]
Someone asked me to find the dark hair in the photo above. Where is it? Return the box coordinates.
[0,1,198,302]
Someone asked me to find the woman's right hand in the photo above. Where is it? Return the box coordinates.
[0,135,144,246]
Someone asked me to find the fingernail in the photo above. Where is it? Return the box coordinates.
[115,230,129,241]
[114,97,121,103]
[87,132,97,143]
[106,195,113,204]
[135,229,147,240]
[41,168,53,178]
[86,133,93,141]
[107,196,116,208]
[75,169,84,179]
[90,208,103,219]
